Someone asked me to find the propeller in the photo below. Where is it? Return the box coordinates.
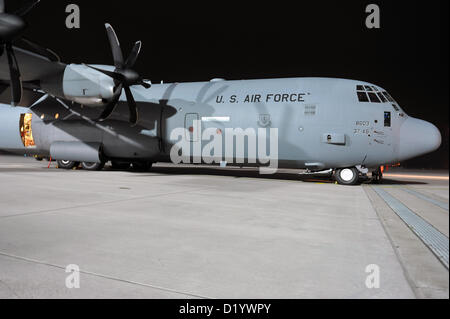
[85,23,151,125]
[0,0,40,106]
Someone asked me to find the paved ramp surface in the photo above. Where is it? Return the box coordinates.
[0,156,447,298]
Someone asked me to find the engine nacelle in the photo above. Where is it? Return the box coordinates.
[41,64,116,106]
[50,141,103,163]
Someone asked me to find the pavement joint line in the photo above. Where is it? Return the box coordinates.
[372,186,449,269]
[362,185,420,298]
[0,251,211,299]
[0,187,212,219]
[401,187,449,211]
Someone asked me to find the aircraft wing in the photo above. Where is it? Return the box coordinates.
[0,44,66,106]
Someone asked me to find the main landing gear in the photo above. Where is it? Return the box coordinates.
[57,160,105,171]
[56,160,152,172]
[81,161,105,171]
[57,160,79,170]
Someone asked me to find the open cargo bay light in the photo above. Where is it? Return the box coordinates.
[19,113,35,148]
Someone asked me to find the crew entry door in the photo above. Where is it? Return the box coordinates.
[364,110,394,165]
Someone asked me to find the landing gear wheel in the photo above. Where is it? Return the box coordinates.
[132,161,152,172]
[372,168,383,184]
[57,160,79,169]
[334,167,360,185]
[81,161,105,171]
[111,161,131,170]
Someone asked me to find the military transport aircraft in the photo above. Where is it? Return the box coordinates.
[0,1,442,184]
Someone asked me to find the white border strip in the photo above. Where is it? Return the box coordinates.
[201,116,230,122]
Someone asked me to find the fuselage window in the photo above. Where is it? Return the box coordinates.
[392,104,400,112]
[368,92,381,103]
[357,91,369,102]
[377,92,387,103]
[356,85,364,91]
[384,111,391,127]
[364,86,373,91]
[372,86,379,91]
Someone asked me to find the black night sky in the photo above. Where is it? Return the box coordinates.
[10,0,450,168]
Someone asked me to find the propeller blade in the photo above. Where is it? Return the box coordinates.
[125,41,141,69]
[83,64,125,82]
[5,44,22,105]
[14,0,40,17]
[98,85,122,121]
[138,80,151,89]
[105,23,124,69]
[124,86,138,125]
[19,37,60,62]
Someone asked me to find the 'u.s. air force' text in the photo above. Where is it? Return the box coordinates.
[216,93,306,104]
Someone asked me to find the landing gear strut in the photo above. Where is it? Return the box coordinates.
[371,167,383,184]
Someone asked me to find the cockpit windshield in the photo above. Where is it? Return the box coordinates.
[356,85,406,114]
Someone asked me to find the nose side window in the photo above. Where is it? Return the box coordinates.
[384,111,391,127]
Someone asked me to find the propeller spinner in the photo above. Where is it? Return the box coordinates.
[85,23,151,125]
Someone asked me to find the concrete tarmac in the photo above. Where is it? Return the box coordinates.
[0,155,448,298]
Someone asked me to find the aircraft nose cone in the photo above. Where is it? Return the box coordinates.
[397,117,442,161]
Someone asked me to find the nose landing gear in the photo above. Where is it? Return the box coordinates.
[371,167,383,184]
[334,167,360,185]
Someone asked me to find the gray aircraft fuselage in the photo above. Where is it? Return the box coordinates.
[0,77,442,172]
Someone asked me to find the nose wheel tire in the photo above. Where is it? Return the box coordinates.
[57,160,79,169]
[81,161,105,171]
[334,167,360,185]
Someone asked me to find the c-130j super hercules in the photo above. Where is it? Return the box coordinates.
[0,1,442,185]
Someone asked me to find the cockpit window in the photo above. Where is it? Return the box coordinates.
[368,92,381,103]
[382,91,395,102]
[357,91,369,102]
[356,85,397,105]
[377,92,387,103]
